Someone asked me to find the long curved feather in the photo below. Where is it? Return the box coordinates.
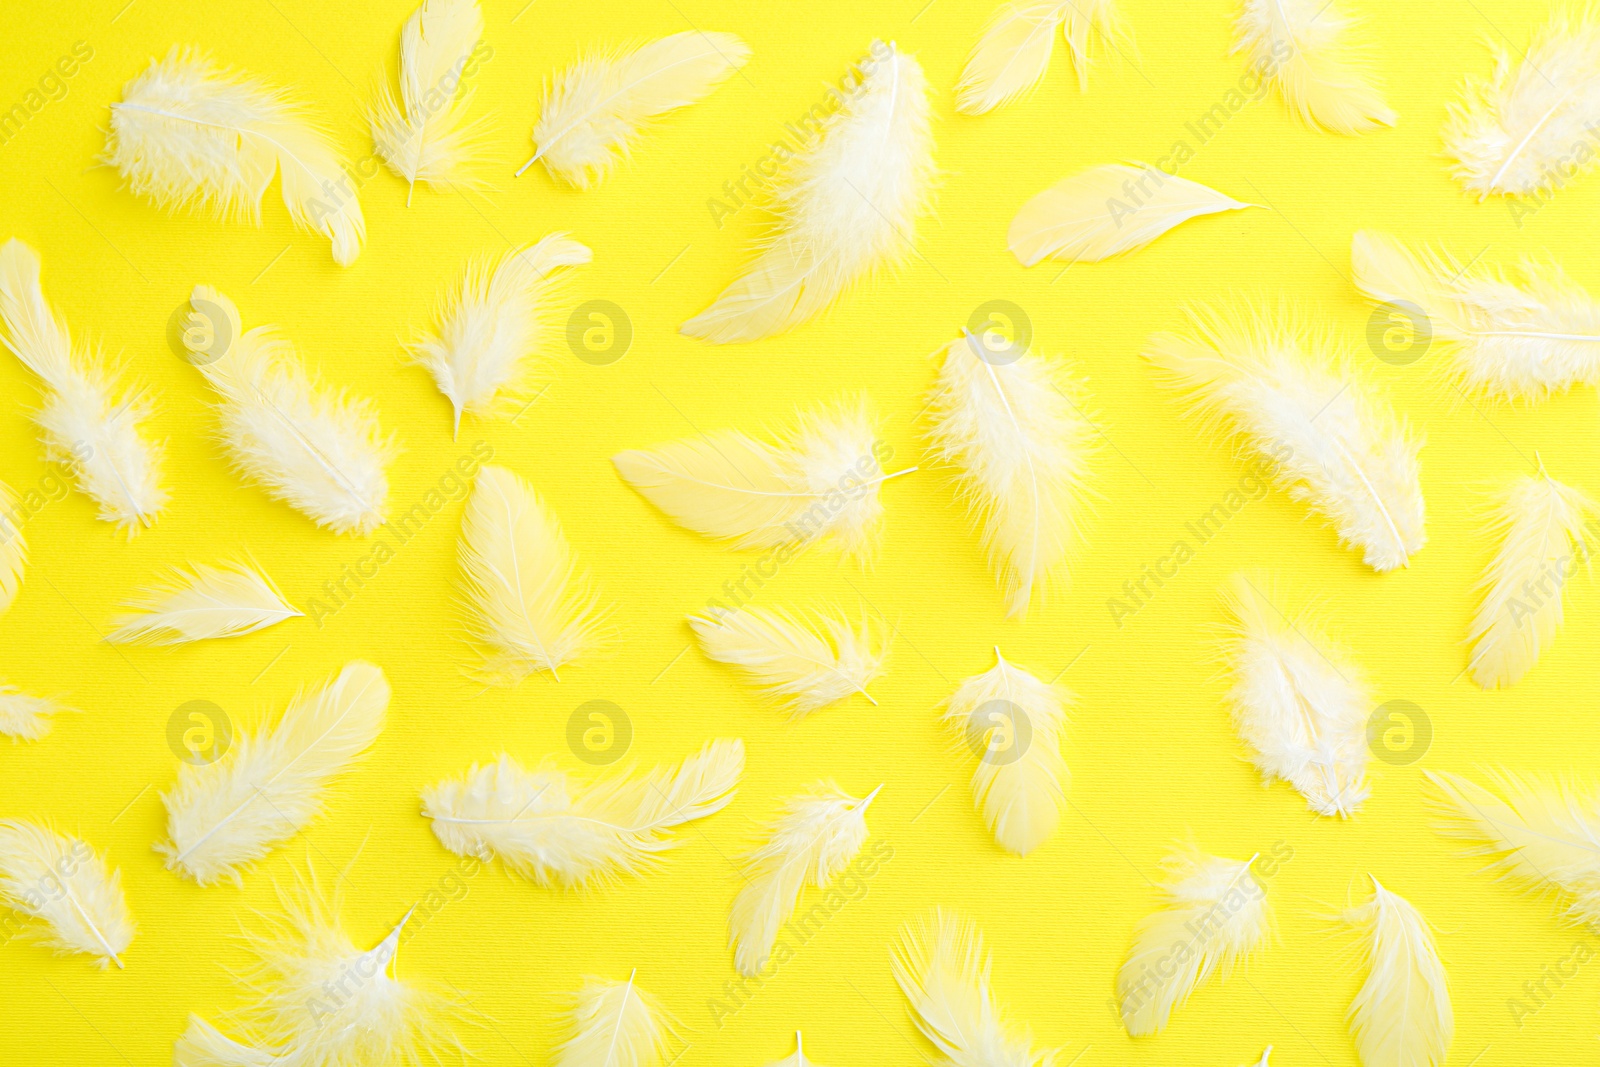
[681,41,934,343]
[689,607,885,716]
[107,47,365,265]
[556,970,673,1067]
[955,0,1117,113]
[107,560,301,645]
[0,480,25,615]
[1234,0,1394,134]
[1344,877,1452,1067]
[369,0,486,199]
[1144,302,1425,572]
[0,821,133,968]
[0,683,58,741]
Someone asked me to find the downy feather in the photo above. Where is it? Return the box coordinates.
[522,31,751,188]
[1444,11,1600,198]
[925,335,1093,616]
[1117,848,1271,1036]
[729,783,878,976]
[942,650,1068,856]
[185,286,392,535]
[0,821,133,968]
[422,738,743,888]
[1234,0,1395,133]
[410,234,591,436]
[955,0,1119,113]
[688,607,886,716]
[459,464,606,682]
[1222,575,1369,818]
[1008,163,1254,266]
[0,480,25,614]
[1353,230,1600,401]
[107,559,301,645]
[613,398,909,561]
[0,684,58,741]
[158,662,389,885]
[107,47,365,265]
[1467,471,1597,689]
[369,0,486,200]
[1145,303,1426,571]
[891,909,1053,1067]
[556,970,673,1067]
[0,238,166,530]
[681,41,935,343]
[1344,877,1452,1067]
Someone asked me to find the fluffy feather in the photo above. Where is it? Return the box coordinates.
[613,398,908,561]
[158,662,389,885]
[107,47,365,265]
[1222,576,1369,818]
[422,738,743,888]
[556,970,673,1067]
[1009,163,1254,266]
[0,683,58,741]
[688,607,885,716]
[409,234,591,436]
[184,286,392,535]
[459,464,605,682]
[729,783,878,976]
[1344,877,1452,1067]
[942,650,1068,856]
[1444,11,1600,198]
[107,560,301,645]
[1145,302,1425,571]
[0,480,25,615]
[891,909,1052,1067]
[1234,0,1394,133]
[681,40,935,343]
[1467,472,1597,689]
[955,0,1118,113]
[1117,848,1271,1036]
[369,0,485,200]
[522,31,750,188]
[925,335,1093,616]
[0,238,166,531]
[0,821,133,968]
[1353,230,1600,401]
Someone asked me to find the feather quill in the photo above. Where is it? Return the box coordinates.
[0,821,133,968]
[681,41,935,343]
[1344,877,1452,1067]
[925,335,1093,616]
[1467,471,1597,689]
[956,0,1118,113]
[1234,0,1394,133]
[369,0,486,201]
[556,970,673,1067]
[107,560,301,645]
[158,662,389,885]
[1117,848,1271,1036]
[688,607,885,715]
[1145,303,1425,571]
[410,234,591,436]
[107,47,365,265]
[729,783,878,976]
[522,31,750,188]
[0,684,58,741]
[0,238,166,530]
[0,480,25,614]
[422,738,743,888]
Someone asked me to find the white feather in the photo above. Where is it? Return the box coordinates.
[1353,230,1600,401]
[0,683,58,741]
[184,286,392,535]
[369,0,486,200]
[729,783,878,976]
[1344,877,1452,1067]
[0,820,133,968]
[0,238,166,531]
[409,234,591,436]
[1117,848,1271,1036]
[891,909,1052,1067]
[925,335,1093,616]
[1234,0,1394,133]
[681,40,935,344]
[762,1033,827,1067]
[158,662,389,885]
[1444,10,1600,198]
[422,738,743,888]
[459,464,606,682]
[1145,302,1426,572]
[556,970,673,1067]
[107,560,301,645]
[613,397,908,561]
[688,607,885,716]
[955,0,1118,113]
[1466,471,1597,689]
[107,47,365,266]
[0,480,25,614]
[942,650,1068,857]
[522,31,750,188]
[1009,163,1255,266]
[1222,575,1369,818]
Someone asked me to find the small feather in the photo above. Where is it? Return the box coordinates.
[762,1033,827,1067]
[107,560,301,645]
[1234,0,1395,133]
[0,820,133,968]
[0,684,58,741]
[556,970,673,1067]
[955,0,1117,113]
[1344,877,1452,1067]
[0,480,25,614]
[689,607,885,716]
[369,0,486,198]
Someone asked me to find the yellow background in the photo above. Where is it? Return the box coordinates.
[1,0,1596,1063]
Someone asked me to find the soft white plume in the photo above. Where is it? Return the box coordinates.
[556,970,673,1067]
[0,821,133,968]
[689,607,886,716]
[761,1033,828,1067]
[1234,0,1394,133]
[956,0,1119,113]
[0,480,25,615]
[1344,877,1452,1067]
[108,560,301,645]
[369,0,486,200]
[0,683,58,741]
